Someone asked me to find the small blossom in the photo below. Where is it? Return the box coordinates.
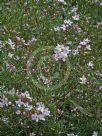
[31,102,50,122]
[99,85,102,90]
[80,75,87,84]
[80,38,90,46]
[6,63,16,72]
[86,45,91,50]
[92,131,98,136]
[53,44,70,61]
[54,26,60,31]
[15,99,24,107]
[64,19,73,26]
[27,37,37,45]
[7,39,15,49]
[73,25,82,32]
[96,21,102,29]
[58,0,67,5]
[87,61,94,68]
[100,2,102,6]
[72,48,79,55]
[72,14,80,20]
[0,96,10,107]
[8,53,14,58]
[36,102,50,116]
[16,110,21,115]
[29,132,36,136]
[31,113,40,122]
[0,117,9,124]
[41,76,52,87]
[60,24,66,31]
[57,108,64,114]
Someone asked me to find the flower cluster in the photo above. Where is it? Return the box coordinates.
[7,36,37,50]
[54,19,73,31]
[53,44,70,61]
[31,102,50,122]
[0,95,11,108]
[54,5,80,32]
[78,38,91,51]
[0,90,50,123]
[79,38,90,46]
[92,131,98,136]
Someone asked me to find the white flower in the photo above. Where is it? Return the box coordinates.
[16,36,25,44]
[96,21,102,28]
[80,38,90,46]
[0,96,10,108]
[36,102,50,116]
[31,113,45,122]
[16,110,21,115]
[6,63,16,72]
[60,24,67,31]
[72,14,80,20]
[29,132,36,136]
[67,133,78,136]
[15,99,24,107]
[25,103,33,111]
[17,91,32,102]
[73,25,82,32]
[8,53,14,58]
[80,75,87,84]
[8,39,15,49]
[54,19,73,32]
[0,117,9,124]
[27,37,37,45]
[99,85,102,90]
[41,76,52,87]
[16,99,33,111]
[58,0,67,5]
[86,45,91,50]
[54,26,60,31]
[100,2,102,6]
[64,19,73,26]
[87,61,94,68]
[53,44,70,61]
[37,114,46,121]
[31,113,40,122]
[72,48,79,55]
[31,102,50,122]
[92,131,98,136]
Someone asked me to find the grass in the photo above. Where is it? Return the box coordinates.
[0,0,102,136]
